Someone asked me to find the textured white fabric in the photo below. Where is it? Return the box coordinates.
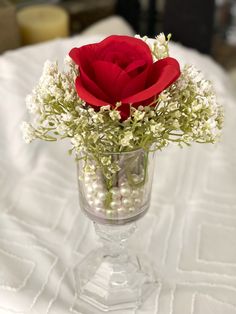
[0,16,236,314]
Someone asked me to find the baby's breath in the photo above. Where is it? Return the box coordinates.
[22,36,224,180]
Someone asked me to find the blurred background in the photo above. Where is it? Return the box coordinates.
[0,0,236,83]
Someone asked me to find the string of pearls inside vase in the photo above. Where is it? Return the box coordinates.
[81,170,146,220]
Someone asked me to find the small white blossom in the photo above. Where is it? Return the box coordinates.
[61,113,73,122]
[72,134,82,147]
[173,119,180,129]
[150,123,164,136]
[109,163,121,174]
[120,131,133,147]
[101,156,112,166]
[174,110,181,118]
[192,101,202,112]
[109,110,121,121]
[156,33,166,45]
[100,105,111,112]
[56,123,70,135]
[21,122,36,143]
[182,134,193,143]
[25,94,39,114]
[64,55,73,66]
[92,113,104,123]
[42,60,58,76]
[133,110,145,121]
[168,102,179,111]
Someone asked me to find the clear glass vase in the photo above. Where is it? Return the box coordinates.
[74,149,157,312]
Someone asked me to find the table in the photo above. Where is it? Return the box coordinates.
[0,16,235,314]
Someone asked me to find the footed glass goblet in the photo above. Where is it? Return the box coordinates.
[74,148,157,312]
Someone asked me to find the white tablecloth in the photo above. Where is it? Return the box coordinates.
[0,16,236,314]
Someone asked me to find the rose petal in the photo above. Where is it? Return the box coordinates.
[69,44,98,75]
[79,67,110,102]
[92,60,130,103]
[120,65,151,99]
[69,36,153,70]
[98,35,153,65]
[122,57,180,104]
[125,59,146,77]
[75,76,110,107]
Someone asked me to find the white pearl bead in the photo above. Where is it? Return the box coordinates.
[120,181,128,188]
[84,175,91,184]
[134,198,142,207]
[97,191,106,201]
[110,200,121,210]
[138,185,144,192]
[86,192,94,201]
[95,207,105,213]
[132,189,139,199]
[132,174,140,183]
[86,185,94,194]
[92,181,103,191]
[94,198,104,208]
[119,177,127,185]
[138,188,144,199]
[117,207,126,213]
[120,186,132,197]
[128,207,135,213]
[110,187,121,199]
[106,209,114,217]
[88,200,94,206]
[122,198,133,208]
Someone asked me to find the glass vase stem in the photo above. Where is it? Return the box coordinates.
[94,222,136,259]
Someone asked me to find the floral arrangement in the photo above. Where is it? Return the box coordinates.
[21,34,223,180]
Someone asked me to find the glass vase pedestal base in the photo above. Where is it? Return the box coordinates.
[73,223,158,313]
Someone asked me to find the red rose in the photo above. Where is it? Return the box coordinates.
[69,35,180,120]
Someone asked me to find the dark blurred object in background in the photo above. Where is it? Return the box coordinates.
[115,0,140,33]
[163,0,215,54]
[147,0,157,36]
[61,0,115,34]
[212,0,236,69]
[0,0,20,53]
[215,0,231,40]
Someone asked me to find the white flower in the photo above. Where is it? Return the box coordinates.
[61,113,73,122]
[192,101,202,112]
[133,110,145,121]
[56,123,69,135]
[92,113,104,123]
[156,33,166,45]
[64,55,75,68]
[100,105,111,112]
[48,85,63,100]
[174,110,181,118]
[71,134,81,148]
[42,60,58,76]
[173,119,180,129]
[109,110,121,121]
[101,156,112,166]
[120,131,133,146]
[182,134,193,143]
[21,122,36,143]
[168,102,179,111]
[150,123,164,136]
[25,94,39,114]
